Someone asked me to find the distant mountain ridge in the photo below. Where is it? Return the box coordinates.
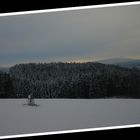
[96,58,140,68]
[0,67,9,73]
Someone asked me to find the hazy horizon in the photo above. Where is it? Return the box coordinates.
[0,57,140,68]
[0,4,140,67]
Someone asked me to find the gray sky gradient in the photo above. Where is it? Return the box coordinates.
[0,4,140,66]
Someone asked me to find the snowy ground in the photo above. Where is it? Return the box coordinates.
[0,99,140,136]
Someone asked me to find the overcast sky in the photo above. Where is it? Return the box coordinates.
[0,4,140,66]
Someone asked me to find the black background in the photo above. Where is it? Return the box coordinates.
[1,0,140,139]
[9,127,140,139]
[0,0,139,13]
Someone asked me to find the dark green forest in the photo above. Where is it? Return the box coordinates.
[0,71,15,98]
[0,62,140,98]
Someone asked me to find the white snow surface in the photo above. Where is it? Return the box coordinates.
[0,99,140,136]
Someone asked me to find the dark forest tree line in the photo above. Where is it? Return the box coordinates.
[0,62,140,98]
[0,71,15,98]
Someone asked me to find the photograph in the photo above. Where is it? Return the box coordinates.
[0,2,140,138]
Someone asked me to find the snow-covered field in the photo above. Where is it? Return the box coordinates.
[0,99,140,136]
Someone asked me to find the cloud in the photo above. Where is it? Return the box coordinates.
[0,4,140,66]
